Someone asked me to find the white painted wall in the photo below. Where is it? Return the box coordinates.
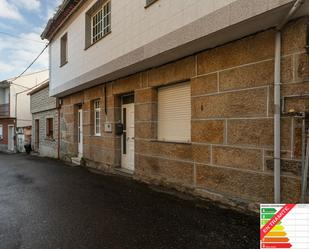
[50,0,238,90]
[9,70,49,127]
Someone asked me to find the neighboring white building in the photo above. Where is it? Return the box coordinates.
[0,70,49,152]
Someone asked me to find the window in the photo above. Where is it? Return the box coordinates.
[94,100,101,136]
[85,0,111,48]
[145,0,158,7]
[0,125,3,140]
[158,82,191,142]
[46,118,54,139]
[60,33,68,66]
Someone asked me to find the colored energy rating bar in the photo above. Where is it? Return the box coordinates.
[261,220,282,225]
[272,225,285,231]
[263,237,289,243]
[266,231,287,237]
[261,243,292,248]
[261,208,277,213]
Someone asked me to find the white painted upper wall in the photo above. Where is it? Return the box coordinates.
[9,70,49,127]
[50,0,241,89]
[49,0,296,94]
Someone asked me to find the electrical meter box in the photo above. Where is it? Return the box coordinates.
[104,123,112,133]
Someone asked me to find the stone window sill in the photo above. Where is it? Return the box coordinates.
[84,31,112,51]
[150,139,191,145]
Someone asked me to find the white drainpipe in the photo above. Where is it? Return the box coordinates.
[274,0,304,203]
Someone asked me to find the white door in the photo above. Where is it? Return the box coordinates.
[78,109,83,157]
[121,103,135,171]
[8,125,14,151]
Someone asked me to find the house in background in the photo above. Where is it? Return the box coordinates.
[29,81,59,158]
[0,70,49,152]
[42,0,309,209]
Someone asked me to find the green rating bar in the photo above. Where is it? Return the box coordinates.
[261,208,277,213]
[261,214,275,219]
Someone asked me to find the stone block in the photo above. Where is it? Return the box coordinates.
[148,56,195,87]
[191,73,218,96]
[192,144,211,164]
[136,154,194,187]
[296,53,309,81]
[135,88,157,104]
[113,74,141,95]
[197,30,275,75]
[227,118,291,149]
[135,122,157,139]
[196,164,300,203]
[282,18,307,55]
[135,103,157,122]
[281,81,309,96]
[84,85,104,100]
[70,92,84,104]
[281,55,294,83]
[192,88,267,118]
[219,60,273,91]
[265,158,302,176]
[192,120,224,144]
[212,146,263,170]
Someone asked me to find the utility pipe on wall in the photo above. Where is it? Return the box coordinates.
[274,31,281,204]
[274,0,304,203]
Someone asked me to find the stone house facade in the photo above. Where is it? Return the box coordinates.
[29,82,59,158]
[42,0,309,210]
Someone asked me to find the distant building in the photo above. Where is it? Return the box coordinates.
[0,70,49,152]
[29,81,59,158]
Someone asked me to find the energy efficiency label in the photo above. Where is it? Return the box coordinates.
[260,204,309,249]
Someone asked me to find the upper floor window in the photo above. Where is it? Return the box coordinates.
[60,33,68,66]
[94,100,101,136]
[85,0,111,48]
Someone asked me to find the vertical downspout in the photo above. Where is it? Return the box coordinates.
[56,99,61,160]
[274,32,281,204]
[57,105,61,160]
[274,0,304,203]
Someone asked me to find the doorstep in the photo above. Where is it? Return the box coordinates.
[114,167,134,177]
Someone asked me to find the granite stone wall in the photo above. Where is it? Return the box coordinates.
[59,18,309,210]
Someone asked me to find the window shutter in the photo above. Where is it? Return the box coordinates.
[158,82,191,142]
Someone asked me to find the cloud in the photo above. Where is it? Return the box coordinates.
[0,31,48,80]
[0,0,23,20]
[14,0,41,11]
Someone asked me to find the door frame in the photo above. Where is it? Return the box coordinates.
[35,119,39,151]
[8,125,14,151]
[78,107,83,158]
[121,96,135,171]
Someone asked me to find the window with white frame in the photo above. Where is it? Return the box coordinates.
[94,100,101,136]
[158,82,191,142]
[91,1,111,44]
[0,125,3,140]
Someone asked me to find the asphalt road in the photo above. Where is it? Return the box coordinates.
[0,153,259,249]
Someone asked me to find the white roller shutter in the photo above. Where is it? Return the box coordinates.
[158,82,191,142]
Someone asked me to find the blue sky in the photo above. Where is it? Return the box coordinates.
[0,0,62,80]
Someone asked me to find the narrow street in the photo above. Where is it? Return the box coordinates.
[0,153,258,249]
